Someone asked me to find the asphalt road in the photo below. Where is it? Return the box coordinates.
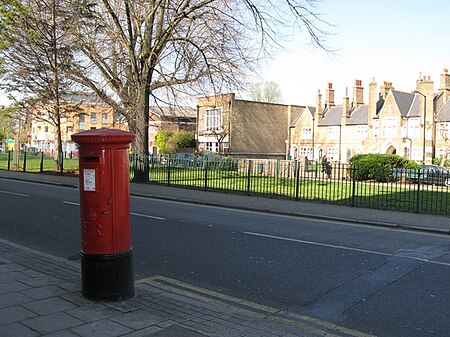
[2,177,450,337]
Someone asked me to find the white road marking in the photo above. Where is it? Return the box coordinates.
[244,231,450,267]
[131,212,166,220]
[0,190,30,197]
[63,201,165,220]
[63,201,80,206]
[245,231,392,257]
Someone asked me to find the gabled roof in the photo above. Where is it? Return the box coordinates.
[347,105,368,125]
[319,106,343,126]
[436,97,450,122]
[392,90,414,117]
[406,95,420,118]
[290,106,316,127]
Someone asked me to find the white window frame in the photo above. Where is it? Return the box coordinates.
[90,112,97,124]
[327,147,338,161]
[205,108,222,132]
[301,127,312,140]
[102,113,108,124]
[328,127,339,140]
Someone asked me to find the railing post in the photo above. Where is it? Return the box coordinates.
[167,156,171,186]
[351,165,356,207]
[23,151,27,172]
[204,158,208,191]
[416,169,421,213]
[295,161,300,200]
[40,152,44,173]
[247,160,253,195]
[7,150,11,171]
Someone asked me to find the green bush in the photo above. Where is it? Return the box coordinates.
[433,157,450,168]
[349,154,420,182]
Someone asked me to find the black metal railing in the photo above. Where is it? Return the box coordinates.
[2,152,449,216]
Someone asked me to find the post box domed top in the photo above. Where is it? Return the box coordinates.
[71,128,136,145]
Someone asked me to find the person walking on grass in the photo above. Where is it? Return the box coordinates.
[322,156,332,178]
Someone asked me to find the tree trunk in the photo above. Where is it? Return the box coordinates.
[127,85,150,182]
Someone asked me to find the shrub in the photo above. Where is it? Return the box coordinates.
[349,154,420,182]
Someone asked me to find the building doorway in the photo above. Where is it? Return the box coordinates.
[386,145,397,155]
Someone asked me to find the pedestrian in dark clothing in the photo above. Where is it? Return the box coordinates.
[322,156,332,178]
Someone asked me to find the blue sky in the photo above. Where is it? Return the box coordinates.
[1,1,449,107]
[257,0,450,106]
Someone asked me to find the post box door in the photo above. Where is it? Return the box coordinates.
[79,149,115,255]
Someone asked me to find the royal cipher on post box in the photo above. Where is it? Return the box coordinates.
[71,128,136,301]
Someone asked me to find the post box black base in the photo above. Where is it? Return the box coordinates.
[81,250,134,301]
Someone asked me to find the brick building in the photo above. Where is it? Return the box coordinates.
[196,93,303,159]
[196,69,450,164]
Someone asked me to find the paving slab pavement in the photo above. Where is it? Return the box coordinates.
[0,238,375,337]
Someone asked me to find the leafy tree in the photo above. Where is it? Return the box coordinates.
[155,129,195,154]
[0,105,15,141]
[251,81,283,103]
[0,0,81,168]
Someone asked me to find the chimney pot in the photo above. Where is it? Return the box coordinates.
[328,83,333,89]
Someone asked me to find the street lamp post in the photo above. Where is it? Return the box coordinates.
[414,90,427,163]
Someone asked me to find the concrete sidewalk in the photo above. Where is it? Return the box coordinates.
[0,170,449,337]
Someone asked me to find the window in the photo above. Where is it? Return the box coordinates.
[102,113,108,124]
[382,118,398,138]
[438,123,449,140]
[66,126,73,135]
[205,108,222,131]
[79,115,86,130]
[327,147,338,161]
[408,118,420,138]
[373,120,379,138]
[44,126,49,132]
[299,147,313,158]
[206,142,219,152]
[90,112,97,124]
[412,148,422,161]
[328,127,339,140]
[301,127,312,139]
[357,126,368,139]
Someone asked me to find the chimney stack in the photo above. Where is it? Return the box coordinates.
[325,83,335,109]
[352,80,364,108]
[368,77,377,129]
[316,89,323,123]
[439,68,450,102]
[380,81,393,99]
[342,88,350,126]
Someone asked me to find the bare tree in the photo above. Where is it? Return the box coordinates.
[63,0,330,181]
[0,0,80,168]
[251,80,283,103]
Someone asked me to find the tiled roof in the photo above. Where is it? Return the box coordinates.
[436,97,450,122]
[149,106,197,118]
[392,91,414,117]
[290,106,315,127]
[406,95,420,117]
[319,106,343,126]
[347,105,368,125]
[62,92,106,105]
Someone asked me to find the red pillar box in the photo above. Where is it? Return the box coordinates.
[71,129,135,301]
